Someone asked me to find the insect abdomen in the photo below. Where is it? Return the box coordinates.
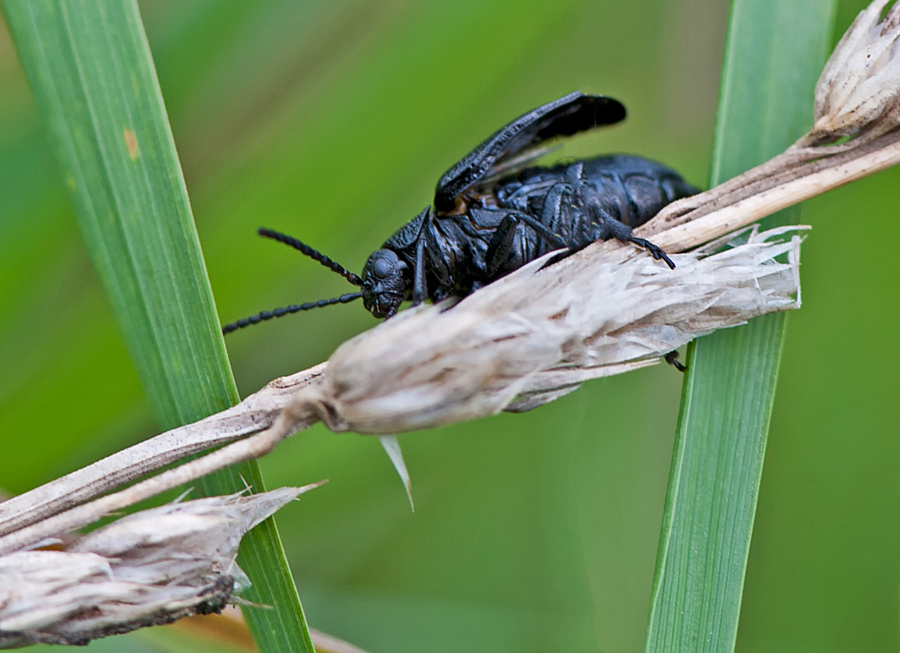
[495,155,699,238]
[575,155,698,228]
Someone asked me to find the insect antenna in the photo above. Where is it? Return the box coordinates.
[258,227,363,286]
[221,292,362,335]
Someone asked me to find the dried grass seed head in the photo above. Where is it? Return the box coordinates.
[814,0,900,138]
[309,227,804,435]
[0,488,309,647]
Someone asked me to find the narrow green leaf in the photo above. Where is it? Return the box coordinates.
[645,1,836,651]
[1,2,313,651]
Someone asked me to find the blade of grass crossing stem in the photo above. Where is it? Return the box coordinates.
[1,2,315,652]
[644,1,836,651]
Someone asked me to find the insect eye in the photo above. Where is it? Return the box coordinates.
[373,257,393,279]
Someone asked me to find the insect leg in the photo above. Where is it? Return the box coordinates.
[423,219,454,296]
[508,211,567,249]
[626,235,676,269]
[541,183,571,240]
[601,215,676,269]
[486,214,520,277]
[664,350,687,372]
[411,235,428,306]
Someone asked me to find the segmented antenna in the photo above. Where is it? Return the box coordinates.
[221,292,362,335]
[258,227,363,286]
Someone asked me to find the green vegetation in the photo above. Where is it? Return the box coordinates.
[1,1,313,651]
[646,2,835,650]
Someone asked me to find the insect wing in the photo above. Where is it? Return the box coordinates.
[476,142,563,188]
[434,92,626,211]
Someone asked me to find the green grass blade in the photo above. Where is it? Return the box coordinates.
[1,2,313,651]
[644,1,836,650]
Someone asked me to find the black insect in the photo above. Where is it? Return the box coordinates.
[222,91,698,335]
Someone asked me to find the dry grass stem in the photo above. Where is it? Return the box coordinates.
[0,405,319,556]
[0,364,325,540]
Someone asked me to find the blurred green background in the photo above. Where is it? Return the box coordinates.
[0,1,897,651]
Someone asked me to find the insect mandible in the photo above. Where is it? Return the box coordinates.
[222,92,699,334]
